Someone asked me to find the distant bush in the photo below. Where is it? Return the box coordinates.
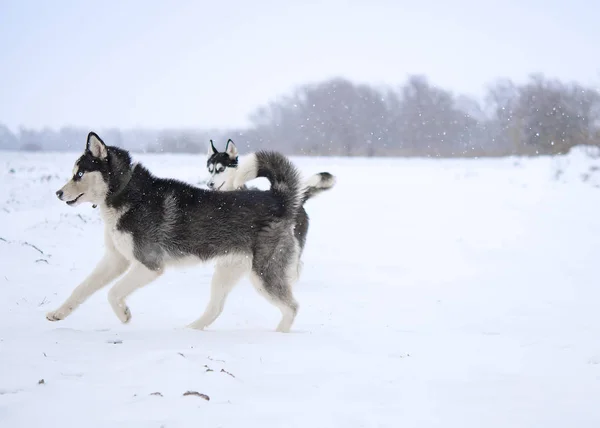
[2,73,599,158]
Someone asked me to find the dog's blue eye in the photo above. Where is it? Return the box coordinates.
[77,171,84,177]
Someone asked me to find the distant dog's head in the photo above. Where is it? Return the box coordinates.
[206,139,238,191]
[56,132,132,207]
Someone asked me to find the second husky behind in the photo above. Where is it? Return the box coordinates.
[206,139,336,258]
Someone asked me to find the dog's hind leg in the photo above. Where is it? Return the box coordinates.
[188,257,249,330]
[250,229,301,332]
[46,250,129,322]
[107,261,163,323]
[249,270,299,333]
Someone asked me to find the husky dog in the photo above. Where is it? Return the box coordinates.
[206,139,336,256]
[47,132,309,332]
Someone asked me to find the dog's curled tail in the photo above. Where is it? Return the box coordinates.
[234,151,302,220]
[301,172,336,203]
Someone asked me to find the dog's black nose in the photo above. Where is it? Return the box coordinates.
[208,181,214,189]
[56,190,63,199]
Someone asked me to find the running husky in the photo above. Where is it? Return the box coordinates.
[47,132,308,332]
[206,139,336,256]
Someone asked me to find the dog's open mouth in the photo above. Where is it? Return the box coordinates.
[66,193,84,205]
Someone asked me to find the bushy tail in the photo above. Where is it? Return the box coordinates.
[234,151,302,220]
[301,172,336,204]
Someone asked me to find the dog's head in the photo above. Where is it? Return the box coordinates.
[56,132,132,207]
[206,139,238,191]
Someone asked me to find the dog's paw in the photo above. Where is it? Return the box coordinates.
[116,305,131,324]
[275,321,293,333]
[46,309,67,322]
[108,293,132,324]
[187,320,208,330]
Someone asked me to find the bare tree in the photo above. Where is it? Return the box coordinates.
[2,73,599,157]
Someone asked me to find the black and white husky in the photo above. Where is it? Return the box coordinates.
[205,139,336,257]
[47,132,317,332]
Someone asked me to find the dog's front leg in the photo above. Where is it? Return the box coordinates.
[107,262,164,323]
[46,250,129,322]
[188,260,248,330]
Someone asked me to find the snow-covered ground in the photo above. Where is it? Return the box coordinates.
[1,147,600,427]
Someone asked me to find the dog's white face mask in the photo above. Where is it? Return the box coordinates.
[206,139,239,191]
[56,133,109,207]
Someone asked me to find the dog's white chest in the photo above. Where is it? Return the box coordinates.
[100,206,135,260]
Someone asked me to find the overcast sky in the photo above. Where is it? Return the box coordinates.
[0,0,598,132]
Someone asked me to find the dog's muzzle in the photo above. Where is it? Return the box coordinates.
[66,193,84,205]
[56,189,84,205]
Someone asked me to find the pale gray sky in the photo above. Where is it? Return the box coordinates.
[0,0,598,132]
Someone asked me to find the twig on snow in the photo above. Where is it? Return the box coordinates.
[183,391,210,400]
[220,369,235,378]
[22,241,45,255]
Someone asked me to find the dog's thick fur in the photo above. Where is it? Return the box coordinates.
[47,132,309,332]
[206,139,336,255]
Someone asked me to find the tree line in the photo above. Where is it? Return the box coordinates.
[2,73,599,157]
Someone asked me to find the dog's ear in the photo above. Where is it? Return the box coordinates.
[86,132,108,160]
[208,139,218,156]
[225,139,238,159]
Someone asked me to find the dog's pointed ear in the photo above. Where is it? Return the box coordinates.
[208,139,218,156]
[86,132,108,160]
[225,139,238,159]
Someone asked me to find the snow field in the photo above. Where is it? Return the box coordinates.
[1,148,600,427]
